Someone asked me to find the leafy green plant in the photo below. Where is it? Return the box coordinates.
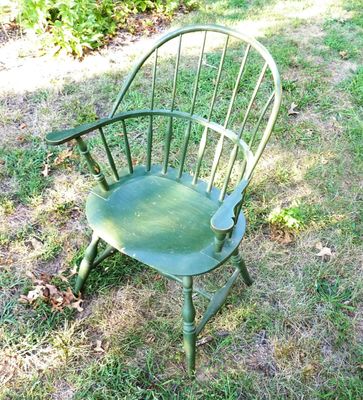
[17,0,199,57]
[268,203,307,230]
[18,0,118,56]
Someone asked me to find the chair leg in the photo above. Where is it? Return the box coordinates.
[231,249,253,286]
[182,276,196,376]
[74,233,100,295]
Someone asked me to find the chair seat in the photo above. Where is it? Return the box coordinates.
[86,166,246,276]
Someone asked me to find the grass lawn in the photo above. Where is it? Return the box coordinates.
[0,0,362,398]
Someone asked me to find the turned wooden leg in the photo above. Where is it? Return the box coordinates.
[74,233,99,295]
[231,249,253,286]
[182,276,196,376]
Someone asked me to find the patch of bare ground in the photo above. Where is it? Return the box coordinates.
[299,32,357,86]
[283,21,358,86]
[88,286,167,341]
[328,59,358,84]
[245,331,277,376]
[295,107,343,138]
[288,23,325,47]
[0,17,171,144]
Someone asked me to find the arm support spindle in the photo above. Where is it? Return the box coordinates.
[76,137,109,192]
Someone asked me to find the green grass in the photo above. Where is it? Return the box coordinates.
[0,140,51,203]
[345,66,363,106]
[0,0,362,398]
[323,18,363,60]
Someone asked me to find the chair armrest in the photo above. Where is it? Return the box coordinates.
[45,118,110,145]
[210,179,248,252]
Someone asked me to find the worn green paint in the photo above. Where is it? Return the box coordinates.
[75,233,99,294]
[182,276,196,375]
[195,268,240,336]
[45,24,282,374]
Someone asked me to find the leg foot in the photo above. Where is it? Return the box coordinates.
[231,250,253,286]
[182,276,196,376]
[74,233,99,295]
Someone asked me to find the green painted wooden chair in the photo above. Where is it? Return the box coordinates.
[46,25,281,375]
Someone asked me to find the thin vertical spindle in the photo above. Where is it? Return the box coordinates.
[147,49,158,172]
[121,120,133,174]
[192,128,207,185]
[220,62,268,199]
[220,144,240,200]
[207,35,229,121]
[224,44,251,130]
[99,127,119,181]
[163,34,182,174]
[234,92,275,186]
[238,62,268,139]
[232,91,275,217]
[248,92,275,148]
[178,31,208,179]
[207,44,251,192]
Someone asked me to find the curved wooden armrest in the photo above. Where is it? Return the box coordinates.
[210,179,248,251]
[45,118,110,145]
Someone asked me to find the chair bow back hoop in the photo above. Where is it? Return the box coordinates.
[46,24,282,375]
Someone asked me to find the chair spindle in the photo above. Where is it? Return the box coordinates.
[178,31,208,179]
[219,62,269,199]
[121,120,133,174]
[99,127,119,181]
[76,137,109,191]
[147,49,158,172]
[163,34,183,174]
[207,44,251,193]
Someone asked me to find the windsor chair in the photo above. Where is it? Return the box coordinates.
[46,25,281,375]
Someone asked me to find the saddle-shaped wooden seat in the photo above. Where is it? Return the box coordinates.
[86,165,246,276]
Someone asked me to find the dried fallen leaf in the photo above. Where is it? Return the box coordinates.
[28,237,43,251]
[20,271,86,313]
[63,287,76,305]
[19,294,30,304]
[196,336,214,346]
[16,135,26,142]
[25,270,37,282]
[42,153,54,177]
[51,300,64,312]
[54,149,74,165]
[71,299,84,312]
[94,340,105,352]
[146,335,155,343]
[317,247,332,258]
[270,226,294,244]
[45,284,59,297]
[41,274,52,284]
[58,275,69,283]
[41,163,49,177]
[288,102,299,116]
[21,287,44,304]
